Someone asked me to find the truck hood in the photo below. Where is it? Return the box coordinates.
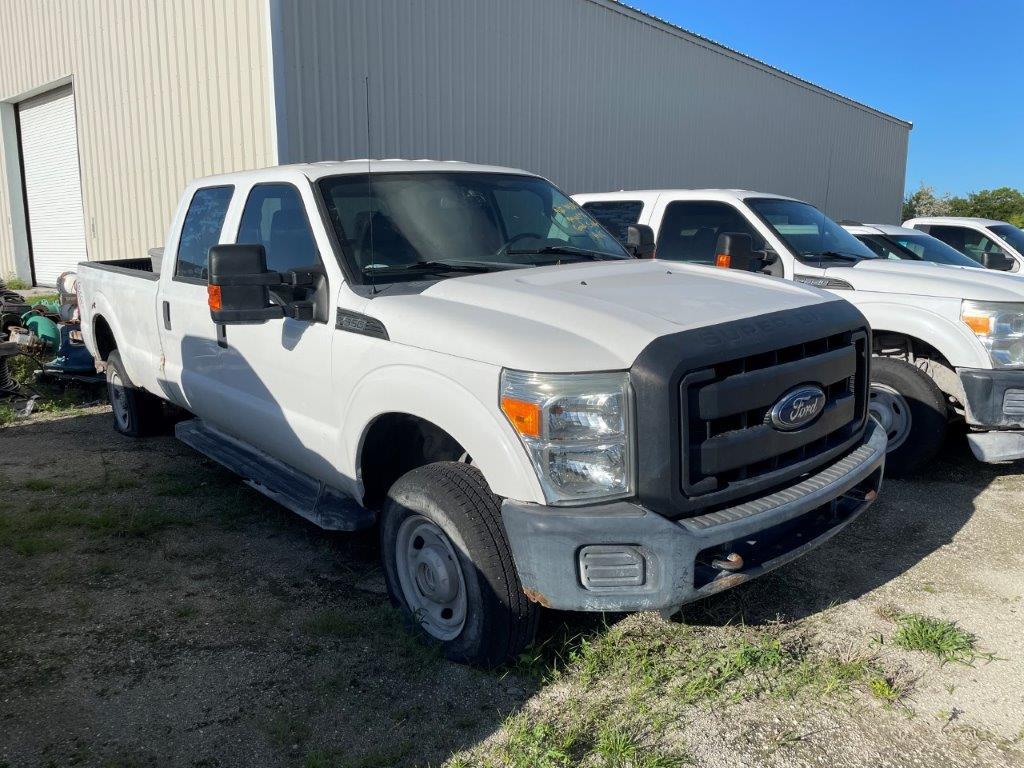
[367,260,843,371]
[838,259,1024,300]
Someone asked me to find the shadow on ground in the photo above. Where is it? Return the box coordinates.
[2,412,1019,767]
[684,424,1024,627]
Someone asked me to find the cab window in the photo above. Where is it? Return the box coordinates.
[655,201,764,264]
[928,225,1006,264]
[236,184,319,273]
[582,201,644,243]
[175,185,233,280]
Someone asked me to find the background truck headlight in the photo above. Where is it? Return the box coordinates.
[961,300,1024,368]
[500,370,634,504]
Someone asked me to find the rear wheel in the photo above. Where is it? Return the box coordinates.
[380,462,538,667]
[105,349,163,437]
[869,357,947,477]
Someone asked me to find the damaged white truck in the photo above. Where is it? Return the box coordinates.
[78,161,885,666]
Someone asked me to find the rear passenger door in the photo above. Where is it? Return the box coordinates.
[157,184,234,415]
[209,182,340,483]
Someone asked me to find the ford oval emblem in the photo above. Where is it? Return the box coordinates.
[768,385,826,431]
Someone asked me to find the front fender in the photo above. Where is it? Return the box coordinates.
[340,363,545,504]
[855,299,990,369]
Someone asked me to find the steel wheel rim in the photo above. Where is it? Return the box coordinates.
[395,514,467,641]
[109,371,131,431]
[869,383,912,452]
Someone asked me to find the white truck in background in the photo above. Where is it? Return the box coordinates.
[575,189,1024,473]
[904,217,1024,272]
[840,222,987,269]
[76,161,885,666]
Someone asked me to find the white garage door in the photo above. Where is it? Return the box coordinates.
[18,86,88,286]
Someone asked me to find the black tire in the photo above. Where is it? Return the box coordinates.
[105,349,163,437]
[870,357,948,477]
[380,461,539,668]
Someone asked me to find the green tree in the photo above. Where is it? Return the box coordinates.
[902,183,951,220]
[948,187,1024,227]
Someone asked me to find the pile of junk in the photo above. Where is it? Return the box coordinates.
[1,271,101,417]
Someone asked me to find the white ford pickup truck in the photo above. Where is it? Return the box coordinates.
[575,189,1024,473]
[78,161,884,666]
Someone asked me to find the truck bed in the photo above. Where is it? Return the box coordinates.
[78,256,164,395]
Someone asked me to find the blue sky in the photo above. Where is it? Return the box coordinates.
[631,0,1023,198]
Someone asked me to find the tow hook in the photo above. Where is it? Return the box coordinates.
[711,552,744,572]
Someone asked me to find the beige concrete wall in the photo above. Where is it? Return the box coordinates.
[0,0,275,282]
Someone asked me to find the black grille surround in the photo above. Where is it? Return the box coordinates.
[631,301,871,519]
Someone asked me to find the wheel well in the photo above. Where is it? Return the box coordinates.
[93,316,117,361]
[359,414,468,510]
[872,331,963,408]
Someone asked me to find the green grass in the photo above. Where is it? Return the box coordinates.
[3,275,29,290]
[891,612,983,664]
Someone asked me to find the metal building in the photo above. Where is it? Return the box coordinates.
[0,0,911,286]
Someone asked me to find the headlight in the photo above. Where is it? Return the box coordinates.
[961,300,1024,368]
[500,369,633,505]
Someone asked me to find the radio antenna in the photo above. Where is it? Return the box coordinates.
[364,75,378,295]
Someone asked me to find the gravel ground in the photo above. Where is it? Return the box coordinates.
[1,407,1022,767]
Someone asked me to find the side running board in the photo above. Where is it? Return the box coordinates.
[175,419,375,531]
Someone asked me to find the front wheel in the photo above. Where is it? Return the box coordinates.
[380,462,538,668]
[869,357,948,477]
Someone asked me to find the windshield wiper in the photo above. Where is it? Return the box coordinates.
[806,253,864,266]
[363,259,521,275]
[505,245,619,261]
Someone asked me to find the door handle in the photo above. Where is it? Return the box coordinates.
[162,301,171,330]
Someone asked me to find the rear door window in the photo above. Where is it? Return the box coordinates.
[175,185,233,280]
[655,201,764,264]
[581,201,644,243]
[236,184,319,273]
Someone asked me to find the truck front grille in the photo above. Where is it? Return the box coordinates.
[679,329,869,505]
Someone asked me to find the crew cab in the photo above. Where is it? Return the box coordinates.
[77,162,884,666]
[904,216,1024,272]
[575,189,1024,473]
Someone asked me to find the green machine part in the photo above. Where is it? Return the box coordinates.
[22,312,60,352]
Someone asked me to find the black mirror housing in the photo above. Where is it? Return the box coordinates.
[625,224,656,258]
[208,244,284,325]
[982,251,1015,271]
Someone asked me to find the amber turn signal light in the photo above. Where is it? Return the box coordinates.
[501,396,541,438]
[962,313,991,334]
[715,253,731,268]
[207,284,223,311]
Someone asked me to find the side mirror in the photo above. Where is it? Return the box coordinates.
[207,244,284,325]
[625,224,656,259]
[713,232,778,273]
[982,251,1015,271]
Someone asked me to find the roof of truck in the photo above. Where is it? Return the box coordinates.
[189,159,538,187]
[573,189,801,203]
[904,216,1007,228]
[842,223,919,236]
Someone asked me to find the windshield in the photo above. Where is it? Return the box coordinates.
[991,224,1024,255]
[317,172,628,282]
[888,233,981,268]
[746,198,878,265]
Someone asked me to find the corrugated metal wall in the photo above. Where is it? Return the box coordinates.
[274,0,910,224]
[0,0,274,280]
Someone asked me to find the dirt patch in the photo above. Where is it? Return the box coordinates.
[1,411,1022,767]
